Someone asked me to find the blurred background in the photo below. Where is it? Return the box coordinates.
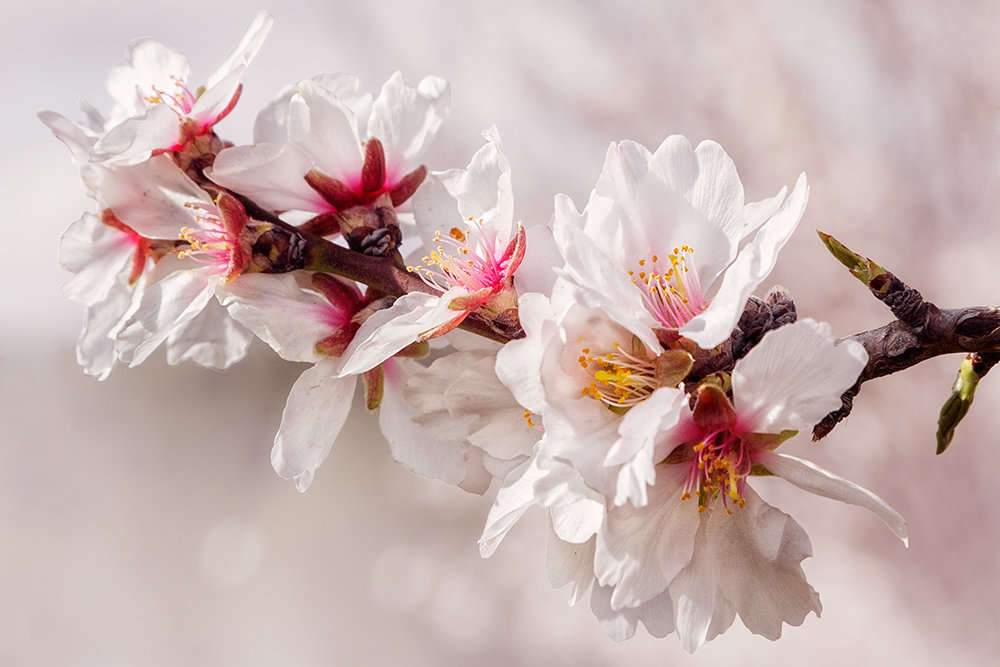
[3,1,999,664]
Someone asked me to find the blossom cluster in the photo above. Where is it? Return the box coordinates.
[42,13,907,652]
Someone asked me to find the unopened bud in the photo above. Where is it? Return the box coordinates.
[936,354,982,454]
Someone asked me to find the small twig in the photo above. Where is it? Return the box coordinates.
[812,264,1000,440]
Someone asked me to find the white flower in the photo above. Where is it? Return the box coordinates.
[540,319,907,651]
[494,280,691,511]
[43,108,254,375]
[555,136,808,351]
[105,177,256,370]
[331,127,531,377]
[397,335,543,486]
[206,71,449,222]
[221,272,489,492]
[90,12,273,165]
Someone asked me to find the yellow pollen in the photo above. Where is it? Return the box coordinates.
[638,259,645,266]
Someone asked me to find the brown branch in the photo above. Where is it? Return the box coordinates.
[812,268,1000,439]
[236,204,522,345]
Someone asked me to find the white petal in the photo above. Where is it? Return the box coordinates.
[288,80,364,186]
[91,104,180,165]
[205,11,273,88]
[639,137,744,284]
[590,584,675,641]
[115,269,219,367]
[37,110,101,195]
[546,524,596,606]
[514,223,561,297]
[553,202,659,351]
[457,445,493,495]
[607,387,687,508]
[494,292,558,414]
[479,457,542,558]
[337,291,456,377]
[253,73,365,145]
[440,353,540,461]
[744,172,808,280]
[165,296,251,370]
[412,172,465,246]
[758,452,908,543]
[207,143,329,212]
[75,278,141,381]
[221,273,340,363]
[105,38,190,120]
[707,485,821,640]
[733,318,868,433]
[59,213,136,306]
[189,67,243,125]
[272,358,355,492]
[743,185,787,237]
[98,154,210,238]
[679,239,759,348]
[668,518,717,653]
[594,140,652,227]
[378,358,469,486]
[369,72,451,185]
[684,173,808,347]
[402,351,482,442]
[595,465,700,610]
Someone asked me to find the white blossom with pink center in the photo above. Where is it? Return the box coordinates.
[500,319,907,652]
[220,273,490,493]
[206,71,448,221]
[331,127,530,378]
[87,12,273,165]
[555,135,808,351]
[42,109,253,375]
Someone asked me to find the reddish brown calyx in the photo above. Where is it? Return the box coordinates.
[304,138,428,212]
[691,382,736,433]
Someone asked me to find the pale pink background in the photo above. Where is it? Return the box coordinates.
[3,1,999,664]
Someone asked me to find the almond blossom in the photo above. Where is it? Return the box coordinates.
[484,319,908,652]
[220,272,491,492]
[493,279,691,511]
[41,108,253,375]
[89,12,273,165]
[331,127,529,378]
[206,71,449,248]
[555,136,808,351]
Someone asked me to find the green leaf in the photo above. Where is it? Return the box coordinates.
[817,231,887,287]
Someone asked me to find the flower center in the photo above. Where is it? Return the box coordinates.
[578,342,660,408]
[681,429,751,514]
[407,217,508,293]
[629,246,707,329]
[176,204,237,271]
[140,75,197,117]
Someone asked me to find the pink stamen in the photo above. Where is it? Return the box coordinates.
[407,217,516,294]
[632,246,708,329]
